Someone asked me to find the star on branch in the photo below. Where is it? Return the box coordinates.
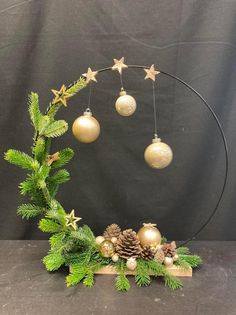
[51,84,71,107]
[144,64,160,82]
[112,57,128,74]
[65,209,82,230]
[47,152,60,166]
[82,67,98,84]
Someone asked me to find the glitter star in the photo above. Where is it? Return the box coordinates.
[111,57,128,74]
[82,67,98,84]
[144,64,160,82]
[51,84,71,107]
[65,210,82,230]
[47,152,60,166]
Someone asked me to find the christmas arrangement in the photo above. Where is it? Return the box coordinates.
[4,58,202,291]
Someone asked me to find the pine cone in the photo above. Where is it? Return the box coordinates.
[141,245,155,260]
[103,223,121,239]
[162,241,176,258]
[154,248,165,263]
[116,229,142,259]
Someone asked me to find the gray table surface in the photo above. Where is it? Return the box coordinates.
[0,241,235,315]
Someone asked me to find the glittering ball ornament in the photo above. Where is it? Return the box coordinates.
[115,90,136,116]
[144,137,173,169]
[137,223,161,247]
[72,108,100,143]
[99,240,115,258]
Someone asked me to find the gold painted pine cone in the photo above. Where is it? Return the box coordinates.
[162,241,177,258]
[154,248,165,263]
[103,223,121,239]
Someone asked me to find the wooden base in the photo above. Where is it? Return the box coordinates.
[94,265,192,277]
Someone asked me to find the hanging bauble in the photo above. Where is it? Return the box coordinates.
[173,254,179,262]
[144,137,173,169]
[99,240,115,258]
[115,90,136,116]
[72,108,100,143]
[137,223,161,247]
[126,257,137,271]
[164,256,174,267]
[95,236,105,245]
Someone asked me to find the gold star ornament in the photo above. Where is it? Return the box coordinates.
[47,152,60,166]
[82,67,98,84]
[51,84,71,107]
[144,64,160,82]
[112,57,128,74]
[65,209,82,230]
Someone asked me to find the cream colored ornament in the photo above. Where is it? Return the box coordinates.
[95,236,105,245]
[99,240,115,258]
[164,256,174,267]
[111,253,119,262]
[144,137,173,169]
[72,109,100,143]
[173,254,179,262]
[115,90,136,116]
[126,257,137,271]
[137,223,161,247]
[111,237,117,244]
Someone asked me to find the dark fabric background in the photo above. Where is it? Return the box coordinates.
[0,0,235,240]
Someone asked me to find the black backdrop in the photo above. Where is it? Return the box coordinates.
[0,0,236,240]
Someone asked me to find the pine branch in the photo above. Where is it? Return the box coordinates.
[66,263,87,287]
[135,259,151,287]
[83,269,94,288]
[17,203,44,219]
[176,247,190,255]
[49,232,65,251]
[174,258,191,270]
[51,148,74,169]
[161,236,168,244]
[42,120,68,138]
[28,92,43,131]
[43,251,65,271]
[145,260,182,290]
[164,273,183,290]
[5,149,39,171]
[49,169,70,185]
[32,137,46,163]
[66,77,87,96]
[115,260,131,292]
[39,218,62,233]
[179,255,202,268]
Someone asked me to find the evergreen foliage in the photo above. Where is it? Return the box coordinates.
[4,77,202,292]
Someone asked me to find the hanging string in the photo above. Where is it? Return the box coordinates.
[87,82,92,109]
[152,81,158,138]
[119,72,124,90]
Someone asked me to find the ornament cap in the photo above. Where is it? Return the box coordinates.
[143,223,157,227]
[152,135,161,143]
[119,89,127,96]
[83,108,93,116]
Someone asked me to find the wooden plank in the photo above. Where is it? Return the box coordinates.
[94,265,192,277]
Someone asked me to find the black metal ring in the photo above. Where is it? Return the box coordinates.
[77,65,229,245]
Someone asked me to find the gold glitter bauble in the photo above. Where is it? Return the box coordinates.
[72,109,100,143]
[99,240,115,258]
[144,137,173,169]
[115,90,136,116]
[137,223,161,247]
